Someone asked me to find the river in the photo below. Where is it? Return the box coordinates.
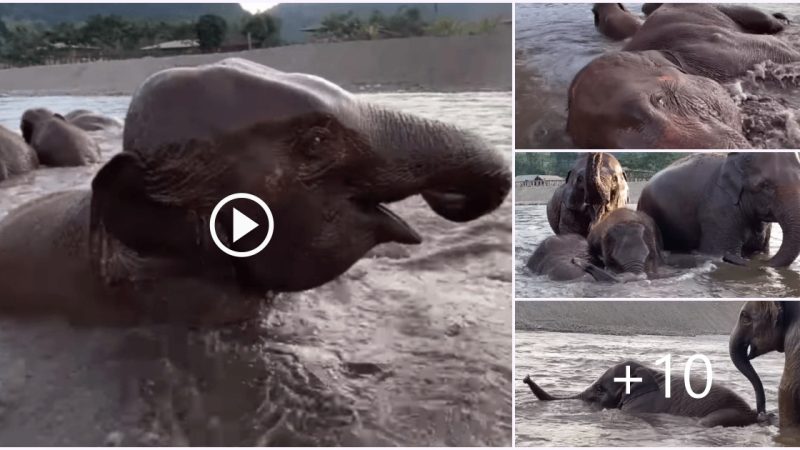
[0,92,513,445]
[516,330,787,446]
[515,3,800,149]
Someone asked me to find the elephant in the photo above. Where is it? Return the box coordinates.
[63,109,123,132]
[547,152,629,237]
[585,208,663,278]
[638,152,800,267]
[523,360,759,427]
[21,108,101,166]
[526,234,618,282]
[730,301,800,428]
[0,58,511,324]
[568,4,798,148]
[592,4,642,41]
[0,124,38,181]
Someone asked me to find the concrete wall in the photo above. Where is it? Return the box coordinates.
[0,27,511,96]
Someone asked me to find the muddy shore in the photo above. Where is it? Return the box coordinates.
[0,30,511,96]
[515,301,744,336]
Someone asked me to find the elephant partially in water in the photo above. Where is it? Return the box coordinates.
[0,125,38,181]
[524,360,760,427]
[21,108,101,166]
[0,58,511,324]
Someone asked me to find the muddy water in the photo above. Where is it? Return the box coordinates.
[515,3,800,149]
[0,93,512,445]
[516,330,787,447]
[515,204,800,298]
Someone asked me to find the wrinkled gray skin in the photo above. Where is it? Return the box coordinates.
[547,153,629,237]
[21,108,101,166]
[526,234,618,282]
[523,360,759,427]
[587,208,662,279]
[64,109,123,132]
[0,124,38,181]
[730,301,800,428]
[0,58,511,325]
[569,4,797,148]
[639,153,800,267]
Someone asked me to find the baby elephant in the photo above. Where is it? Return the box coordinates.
[21,108,101,166]
[586,208,662,279]
[523,361,759,428]
[527,234,620,282]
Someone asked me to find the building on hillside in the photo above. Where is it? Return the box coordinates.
[140,39,200,51]
[515,175,564,187]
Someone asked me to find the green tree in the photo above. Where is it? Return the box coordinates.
[195,14,227,50]
[241,12,280,48]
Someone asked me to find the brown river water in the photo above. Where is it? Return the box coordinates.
[0,93,512,445]
[516,330,788,447]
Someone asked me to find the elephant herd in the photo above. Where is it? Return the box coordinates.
[0,57,511,324]
[527,152,800,282]
[524,301,799,431]
[0,107,119,180]
[568,3,799,149]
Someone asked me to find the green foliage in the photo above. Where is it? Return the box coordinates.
[195,14,227,51]
[241,12,281,48]
[515,153,686,178]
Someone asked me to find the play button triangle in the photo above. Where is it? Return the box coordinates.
[232,208,259,243]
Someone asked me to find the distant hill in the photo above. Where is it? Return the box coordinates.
[268,3,512,43]
[0,3,247,24]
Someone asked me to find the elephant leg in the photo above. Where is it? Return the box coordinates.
[699,408,757,427]
[743,223,771,257]
[717,5,788,34]
[700,212,748,265]
[0,160,7,182]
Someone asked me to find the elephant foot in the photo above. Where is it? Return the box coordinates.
[723,252,749,266]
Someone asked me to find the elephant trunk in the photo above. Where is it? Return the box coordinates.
[523,375,584,401]
[359,104,511,222]
[729,331,766,414]
[584,152,609,225]
[769,191,800,267]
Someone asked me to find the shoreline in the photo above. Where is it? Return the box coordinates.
[515,181,647,205]
[0,30,511,97]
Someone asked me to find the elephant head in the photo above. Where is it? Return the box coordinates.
[567,51,750,149]
[20,107,56,144]
[89,58,510,293]
[720,153,800,267]
[524,361,660,410]
[729,301,786,415]
[584,152,628,227]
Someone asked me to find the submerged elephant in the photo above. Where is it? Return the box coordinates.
[0,58,510,324]
[524,360,759,427]
[547,153,628,237]
[568,4,797,148]
[0,125,38,181]
[526,234,618,282]
[64,109,123,132]
[21,108,101,166]
[730,301,800,428]
[638,152,800,267]
[586,208,663,278]
[592,3,642,40]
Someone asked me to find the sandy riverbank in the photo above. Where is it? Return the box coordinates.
[515,301,744,336]
[0,29,511,96]
[515,181,647,204]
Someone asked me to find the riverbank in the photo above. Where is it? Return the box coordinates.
[515,181,646,204]
[0,30,511,96]
[515,301,743,336]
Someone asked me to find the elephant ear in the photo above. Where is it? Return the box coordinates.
[719,153,745,205]
[90,152,205,263]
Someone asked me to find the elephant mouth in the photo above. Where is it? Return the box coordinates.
[353,199,423,245]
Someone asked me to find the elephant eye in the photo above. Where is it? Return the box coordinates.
[296,126,331,159]
[741,311,752,324]
[595,384,603,392]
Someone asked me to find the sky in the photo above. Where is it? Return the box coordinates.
[239,2,279,13]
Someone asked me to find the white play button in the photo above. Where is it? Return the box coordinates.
[232,208,259,243]
[209,193,275,258]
